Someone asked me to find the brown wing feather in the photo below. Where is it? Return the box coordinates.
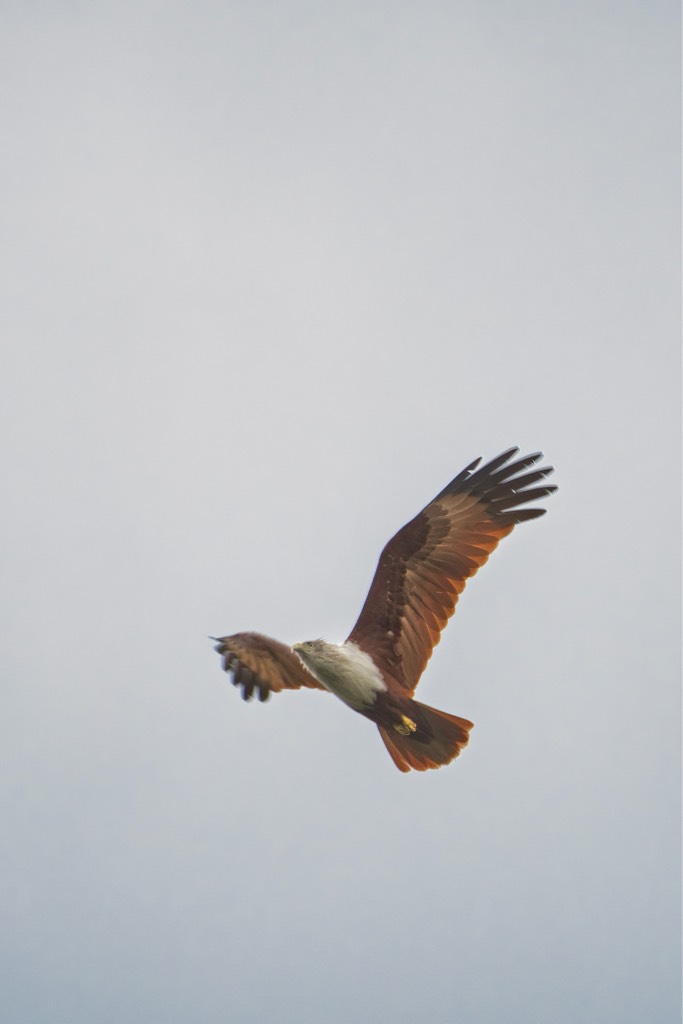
[346,448,556,694]
[213,631,325,701]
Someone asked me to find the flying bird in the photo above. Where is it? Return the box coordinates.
[213,447,556,772]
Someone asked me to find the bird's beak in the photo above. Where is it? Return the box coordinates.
[292,642,303,653]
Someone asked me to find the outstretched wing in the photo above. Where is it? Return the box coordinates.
[213,631,325,701]
[346,448,556,695]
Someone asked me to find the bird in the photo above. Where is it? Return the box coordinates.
[213,447,556,772]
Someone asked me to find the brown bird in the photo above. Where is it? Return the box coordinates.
[213,448,556,772]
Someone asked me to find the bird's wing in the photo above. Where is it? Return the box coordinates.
[214,631,326,701]
[346,448,556,695]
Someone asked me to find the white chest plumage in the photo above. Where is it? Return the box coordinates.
[296,641,387,711]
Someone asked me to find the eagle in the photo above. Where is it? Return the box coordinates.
[213,448,556,772]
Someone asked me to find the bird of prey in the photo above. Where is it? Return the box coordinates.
[213,447,556,772]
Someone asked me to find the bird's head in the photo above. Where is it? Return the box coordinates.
[292,638,334,670]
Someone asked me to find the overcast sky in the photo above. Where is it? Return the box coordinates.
[1,2,680,1022]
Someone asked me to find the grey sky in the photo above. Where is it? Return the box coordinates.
[1,2,680,1022]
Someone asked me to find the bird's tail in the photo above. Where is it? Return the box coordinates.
[378,700,474,772]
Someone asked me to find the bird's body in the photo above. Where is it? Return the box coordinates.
[213,448,556,772]
[292,640,387,711]
[290,637,475,769]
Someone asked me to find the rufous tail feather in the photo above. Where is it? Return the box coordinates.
[378,700,474,772]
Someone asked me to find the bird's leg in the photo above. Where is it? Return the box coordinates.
[394,714,417,736]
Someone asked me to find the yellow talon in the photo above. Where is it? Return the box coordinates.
[394,715,417,736]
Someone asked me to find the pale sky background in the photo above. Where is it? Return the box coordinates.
[1,2,680,1022]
